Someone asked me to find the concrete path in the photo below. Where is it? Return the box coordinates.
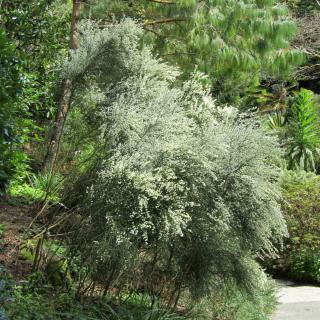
[272,280,320,320]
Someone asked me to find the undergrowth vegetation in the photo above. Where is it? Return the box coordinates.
[0,265,277,320]
[8,172,62,205]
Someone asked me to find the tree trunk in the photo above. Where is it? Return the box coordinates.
[43,0,82,173]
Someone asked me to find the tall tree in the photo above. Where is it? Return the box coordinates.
[87,0,304,103]
[43,0,83,172]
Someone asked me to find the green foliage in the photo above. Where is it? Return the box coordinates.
[0,262,277,320]
[0,267,11,320]
[8,172,62,204]
[265,88,320,171]
[268,111,287,130]
[86,0,303,103]
[278,170,320,283]
[287,89,320,171]
[0,263,182,320]
[9,184,46,204]
[0,224,5,238]
[192,279,276,320]
[19,246,35,263]
[282,170,320,252]
[0,0,71,119]
[18,238,72,289]
[283,0,319,15]
[0,1,71,190]
[0,28,29,191]
[63,20,286,309]
[243,83,295,112]
[290,252,320,283]
[108,304,185,320]
[5,284,83,320]
[0,0,71,191]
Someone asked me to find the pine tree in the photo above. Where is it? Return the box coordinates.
[86,0,304,103]
[43,0,83,172]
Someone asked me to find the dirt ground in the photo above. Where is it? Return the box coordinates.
[0,201,34,279]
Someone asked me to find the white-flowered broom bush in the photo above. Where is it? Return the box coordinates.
[63,19,287,308]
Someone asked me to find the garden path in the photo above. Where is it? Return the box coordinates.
[272,280,320,320]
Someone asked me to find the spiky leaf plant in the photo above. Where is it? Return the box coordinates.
[287,89,320,171]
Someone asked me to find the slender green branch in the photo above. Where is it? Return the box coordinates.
[144,18,186,26]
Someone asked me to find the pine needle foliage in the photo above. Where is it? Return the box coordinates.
[64,20,287,306]
[85,0,304,103]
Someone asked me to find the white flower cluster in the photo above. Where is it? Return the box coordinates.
[69,19,287,300]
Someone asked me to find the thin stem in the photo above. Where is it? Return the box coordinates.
[144,18,186,26]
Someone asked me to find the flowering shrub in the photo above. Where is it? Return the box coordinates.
[62,20,286,306]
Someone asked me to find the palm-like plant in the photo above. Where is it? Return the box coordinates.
[268,111,286,130]
[244,83,296,113]
[287,89,320,171]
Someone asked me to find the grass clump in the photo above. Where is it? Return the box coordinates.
[8,172,62,205]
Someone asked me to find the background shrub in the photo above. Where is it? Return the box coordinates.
[0,28,24,191]
[274,170,320,283]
